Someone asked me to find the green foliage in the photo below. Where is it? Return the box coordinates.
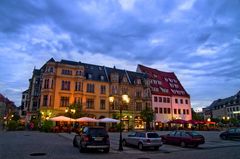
[115,122,125,131]
[140,107,155,130]
[191,108,204,120]
[7,120,18,131]
[41,120,53,132]
[12,114,20,121]
[65,102,86,119]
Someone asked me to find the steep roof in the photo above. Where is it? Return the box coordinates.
[104,66,146,85]
[82,63,108,82]
[22,89,29,94]
[208,91,240,109]
[137,64,189,97]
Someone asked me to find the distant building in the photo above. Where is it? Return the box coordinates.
[203,91,240,120]
[20,89,29,119]
[0,94,16,126]
[137,65,192,127]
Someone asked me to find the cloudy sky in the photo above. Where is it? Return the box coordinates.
[0,0,240,110]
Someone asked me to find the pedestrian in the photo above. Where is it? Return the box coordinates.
[30,122,34,130]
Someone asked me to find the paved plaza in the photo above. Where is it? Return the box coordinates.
[1,130,240,159]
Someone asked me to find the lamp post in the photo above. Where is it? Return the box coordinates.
[109,94,130,151]
[65,108,76,131]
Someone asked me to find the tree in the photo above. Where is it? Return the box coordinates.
[191,108,204,121]
[140,107,155,131]
[65,102,85,119]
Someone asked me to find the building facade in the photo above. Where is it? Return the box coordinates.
[0,94,16,127]
[23,58,190,130]
[20,89,29,119]
[35,59,152,130]
[137,65,192,127]
[203,91,240,120]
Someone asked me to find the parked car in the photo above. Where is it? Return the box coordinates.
[160,130,205,147]
[122,131,163,150]
[219,128,240,140]
[73,126,110,153]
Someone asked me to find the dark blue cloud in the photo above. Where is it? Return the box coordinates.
[0,0,240,108]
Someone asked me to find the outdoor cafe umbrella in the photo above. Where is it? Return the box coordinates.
[98,117,120,123]
[75,117,98,122]
[168,119,188,124]
[49,116,75,122]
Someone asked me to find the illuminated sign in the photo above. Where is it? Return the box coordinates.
[233,111,240,114]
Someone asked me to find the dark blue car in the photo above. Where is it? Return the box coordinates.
[220,128,240,140]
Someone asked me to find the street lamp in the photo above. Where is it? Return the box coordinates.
[65,108,76,127]
[109,94,130,151]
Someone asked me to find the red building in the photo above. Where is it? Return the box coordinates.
[137,65,192,128]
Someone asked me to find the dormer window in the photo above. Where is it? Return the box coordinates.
[123,77,128,83]
[88,74,92,79]
[100,75,104,81]
[136,79,141,84]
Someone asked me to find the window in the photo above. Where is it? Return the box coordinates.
[61,81,70,90]
[167,108,171,114]
[180,99,183,104]
[167,98,170,103]
[185,99,189,104]
[159,108,163,114]
[86,99,94,109]
[178,109,181,114]
[100,75,105,81]
[186,109,189,115]
[155,107,158,113]
[61,69,72,75]
[60,96,69,107]
[136,91,142,98]
[100,85,106,94]
[136,102,142,111]
[75,82,81,91]
[111,85,118,94]
[100,99,105,110]
[154,96,158,102]
[174,109,177,114]
[74,97,82,104]
[136,79,141,84]
[163,97,167,103]
[87,83,94,93]
[183,109,186,114]
[44,79,49,89]
[76,70,82,76]
[164,108,167,114]
[51,79,54,89]
[175,99,178,104]
[88,74,92,79]
[49,96,52,106]
[159,97,162,102]
[43,95,48,106]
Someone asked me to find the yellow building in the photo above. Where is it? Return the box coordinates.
[38,58,152,130]
[40,59,109,119]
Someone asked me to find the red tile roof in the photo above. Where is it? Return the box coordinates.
[137,64,189,97]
